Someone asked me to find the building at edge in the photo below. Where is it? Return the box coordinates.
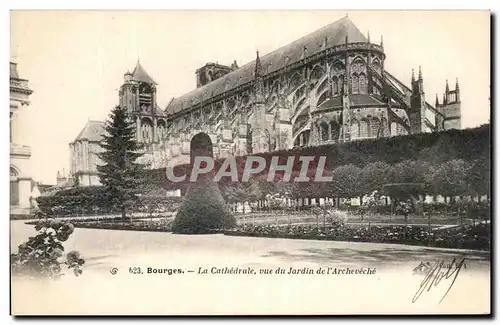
[10,62,41,215]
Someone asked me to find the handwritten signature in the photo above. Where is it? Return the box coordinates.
[412,257,467,304]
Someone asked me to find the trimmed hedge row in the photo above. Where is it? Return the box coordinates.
[72,222,173,233]
[148,124,490,190]
[224,223,491,251]
[36,186,182,216]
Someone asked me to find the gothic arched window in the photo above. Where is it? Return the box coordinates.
[332,77,338,95]
[319,121,329,141]
[371,118,380,138]
[360,119,370,138]
[157,119,166,140]
[359,74,367,94]
[338,75,344,93]
[330,121,340,141]
[141,118,153,143]
[350,120,360,139]
[352,75,359,94]
[310,66,324,88]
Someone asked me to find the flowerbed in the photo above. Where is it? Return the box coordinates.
[71,220,174,232]
[72,221,225,234]
[224,223,490,251]
[24,214,174,226]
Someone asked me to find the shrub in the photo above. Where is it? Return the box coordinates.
[36,186,182,217]
[11,213,85,278]
[172,180,236,234]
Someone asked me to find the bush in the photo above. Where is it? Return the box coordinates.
[172,180,236,234]
[151,124,490,191]
[36,186,182,217]
[225,223,490,251]
[11,213,85,278]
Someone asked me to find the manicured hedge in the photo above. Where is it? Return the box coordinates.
[225,223,491,251]
[36,186,182,216]
[172,179,236,234]
[149,124,490,190]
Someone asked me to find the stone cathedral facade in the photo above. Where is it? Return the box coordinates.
[64,16,461,187]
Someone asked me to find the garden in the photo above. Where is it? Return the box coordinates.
[224,221,490,251]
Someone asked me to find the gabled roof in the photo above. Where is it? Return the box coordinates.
[131,61,157,85]
[74,120,105,142]
[166,16,368,116]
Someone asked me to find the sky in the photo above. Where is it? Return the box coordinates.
[10,10,491,185]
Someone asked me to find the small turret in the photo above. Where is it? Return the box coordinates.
[435,94,439,107]
[124,70,132,83]
[254,50,262,79]
[254,50,264,104]
[440,78,462,130]
[418,66,424,94]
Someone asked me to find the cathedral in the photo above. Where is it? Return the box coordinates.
[63,16,461,187]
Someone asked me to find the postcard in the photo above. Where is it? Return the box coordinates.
[10,10,491,315]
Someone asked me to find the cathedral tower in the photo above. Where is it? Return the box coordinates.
[436,79,461,130]
[409,66,426,134]
[119,60,159,144]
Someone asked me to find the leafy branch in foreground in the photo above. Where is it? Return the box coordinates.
[11,212,85,278]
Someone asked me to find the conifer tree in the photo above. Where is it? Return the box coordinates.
[97,106,145,219]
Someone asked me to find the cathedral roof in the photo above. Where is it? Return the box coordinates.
[349,94,385,106]
[74,120,105,142]
[131,61,157,85]
[166,16,368,116]
[318,94,387,110]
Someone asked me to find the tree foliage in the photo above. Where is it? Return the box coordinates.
[97,106,146,218]
[331,164,361,198]
[358,161,391,194]
[429,159,470,197]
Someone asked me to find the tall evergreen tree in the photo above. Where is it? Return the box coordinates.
[97,106,145,219]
